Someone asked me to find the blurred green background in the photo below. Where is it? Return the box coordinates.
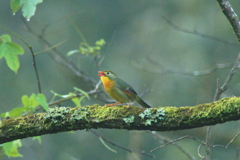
[1,0,240,159]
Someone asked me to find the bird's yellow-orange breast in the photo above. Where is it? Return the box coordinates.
[100,76,115,92]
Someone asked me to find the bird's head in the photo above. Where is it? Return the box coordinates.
[98,70,118,80]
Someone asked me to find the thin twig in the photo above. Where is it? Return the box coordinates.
[151,132,240,159]
[151,135,206,152]
[90,130,155,158]
[198,143,205,159]
[22,18,96,85]
[131,55,234,76]
[162,17,238,47]
[0,25,29,47]
[34,39,67,56]
[212,132,240,149]
[214,52,240,100]
[151,131,197,160]
[204,127,212,160]
[29,46,42,93]
[224,132,240,149]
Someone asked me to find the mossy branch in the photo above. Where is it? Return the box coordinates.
[0,97,240,144]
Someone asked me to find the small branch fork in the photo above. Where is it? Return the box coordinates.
[151,132,197,160]
[90,130,155,158]
[214,52,240,100]
[151,133,240,157]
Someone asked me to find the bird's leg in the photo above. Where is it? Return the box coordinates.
[124,101,134,107]
[104,102,121,106]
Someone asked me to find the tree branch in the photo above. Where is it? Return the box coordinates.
[216,0,240,43]
[1,97,240,144]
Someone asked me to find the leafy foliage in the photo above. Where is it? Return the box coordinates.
[51,87,90,107]
[10,0,43,20]
[0,93,47,157]
[2,140,23,157]
[0,93,48,118]
[0,34,24,73]
[67,39,106,56]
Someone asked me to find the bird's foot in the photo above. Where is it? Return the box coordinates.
[123,102,133,108]
[104,102,121,107]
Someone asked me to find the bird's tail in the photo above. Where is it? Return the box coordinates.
[136,96,151,108]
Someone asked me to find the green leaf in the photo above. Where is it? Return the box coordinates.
[71,97,81,107]
[21,95,30,107]
[28,94,40,108]
[0,93,48,118]
[3,140,23,157]
[0,107,26,117]
[74,87,90,99]
[0,35,12,57]
[11,0,22,14]
[20,0,43,21]
[1,34,11,43]
[32,93,49,111]
[0,36,24,73]
[67,50,79,56]
[3,42,24,73]
[32,136,41,144]
[21,94,39,110]
[95,39,106,46]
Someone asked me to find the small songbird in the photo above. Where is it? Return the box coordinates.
[98,70,151,108]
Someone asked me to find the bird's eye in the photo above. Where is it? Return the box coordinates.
[106,72,110,74]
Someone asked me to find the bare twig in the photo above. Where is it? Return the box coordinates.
[204,127,212,160]
[151,132,240,160]
[151,135,205,152]
[151,131,197,160]
[198,143,205,159]
[162,17,238,47]
[22,18,96,85]
[29,46,42,93]
[131,55,234,76]
[214,52,240,100]
[212,132,240,149]
[90,130,155,158]
[34,40,67,56]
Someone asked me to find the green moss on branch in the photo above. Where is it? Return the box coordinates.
[0,97,240,144]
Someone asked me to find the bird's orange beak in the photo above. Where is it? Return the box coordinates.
[98,71,105,76]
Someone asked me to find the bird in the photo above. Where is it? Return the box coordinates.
[98,70,151,108]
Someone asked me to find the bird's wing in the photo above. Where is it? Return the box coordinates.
[116,78,138,96]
